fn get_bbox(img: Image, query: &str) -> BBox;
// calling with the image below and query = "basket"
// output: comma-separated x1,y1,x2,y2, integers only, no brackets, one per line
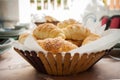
14,47,107,76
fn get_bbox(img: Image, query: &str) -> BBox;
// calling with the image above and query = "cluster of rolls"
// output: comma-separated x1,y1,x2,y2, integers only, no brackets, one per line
18,18,100,54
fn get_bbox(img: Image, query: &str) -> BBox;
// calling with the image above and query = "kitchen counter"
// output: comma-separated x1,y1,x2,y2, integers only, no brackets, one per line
0,48,120,80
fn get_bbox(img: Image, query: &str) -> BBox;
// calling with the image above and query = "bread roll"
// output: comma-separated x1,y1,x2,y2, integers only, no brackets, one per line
57,19,79,29
63,24,91,40
33,23,65,39
45,16,58,22
37,37,78,54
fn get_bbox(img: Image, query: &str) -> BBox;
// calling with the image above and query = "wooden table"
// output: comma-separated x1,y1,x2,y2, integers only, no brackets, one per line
0,48,120,80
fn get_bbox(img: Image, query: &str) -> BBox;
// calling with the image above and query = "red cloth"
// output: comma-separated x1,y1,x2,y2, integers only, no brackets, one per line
101,15,120,29
101,17,109,26
110,18,120,28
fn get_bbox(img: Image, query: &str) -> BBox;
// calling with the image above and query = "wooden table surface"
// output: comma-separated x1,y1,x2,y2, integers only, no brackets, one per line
0,48,120,80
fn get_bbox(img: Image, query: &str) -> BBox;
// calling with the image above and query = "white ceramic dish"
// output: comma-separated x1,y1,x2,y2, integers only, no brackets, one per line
0,27,25,36
0,39,14,55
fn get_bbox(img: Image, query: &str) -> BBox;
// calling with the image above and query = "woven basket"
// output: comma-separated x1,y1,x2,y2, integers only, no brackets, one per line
14,48,107,76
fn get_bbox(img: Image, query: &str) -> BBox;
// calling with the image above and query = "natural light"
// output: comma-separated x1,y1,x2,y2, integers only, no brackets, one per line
18,0,93,23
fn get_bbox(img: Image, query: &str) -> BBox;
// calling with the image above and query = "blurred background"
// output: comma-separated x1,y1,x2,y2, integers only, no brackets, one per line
1,0,119,27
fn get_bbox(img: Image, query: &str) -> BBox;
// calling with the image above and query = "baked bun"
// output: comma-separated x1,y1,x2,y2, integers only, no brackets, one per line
57,19,79,29
63,24,91,40
37,37,78,54
45,16,58,22
33,23,65,39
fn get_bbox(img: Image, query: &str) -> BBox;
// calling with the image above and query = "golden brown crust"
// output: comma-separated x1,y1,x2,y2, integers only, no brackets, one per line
45,16,58,22
37,37,78,54
33,23,65,39
57,19,79,29
63,24,91,40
